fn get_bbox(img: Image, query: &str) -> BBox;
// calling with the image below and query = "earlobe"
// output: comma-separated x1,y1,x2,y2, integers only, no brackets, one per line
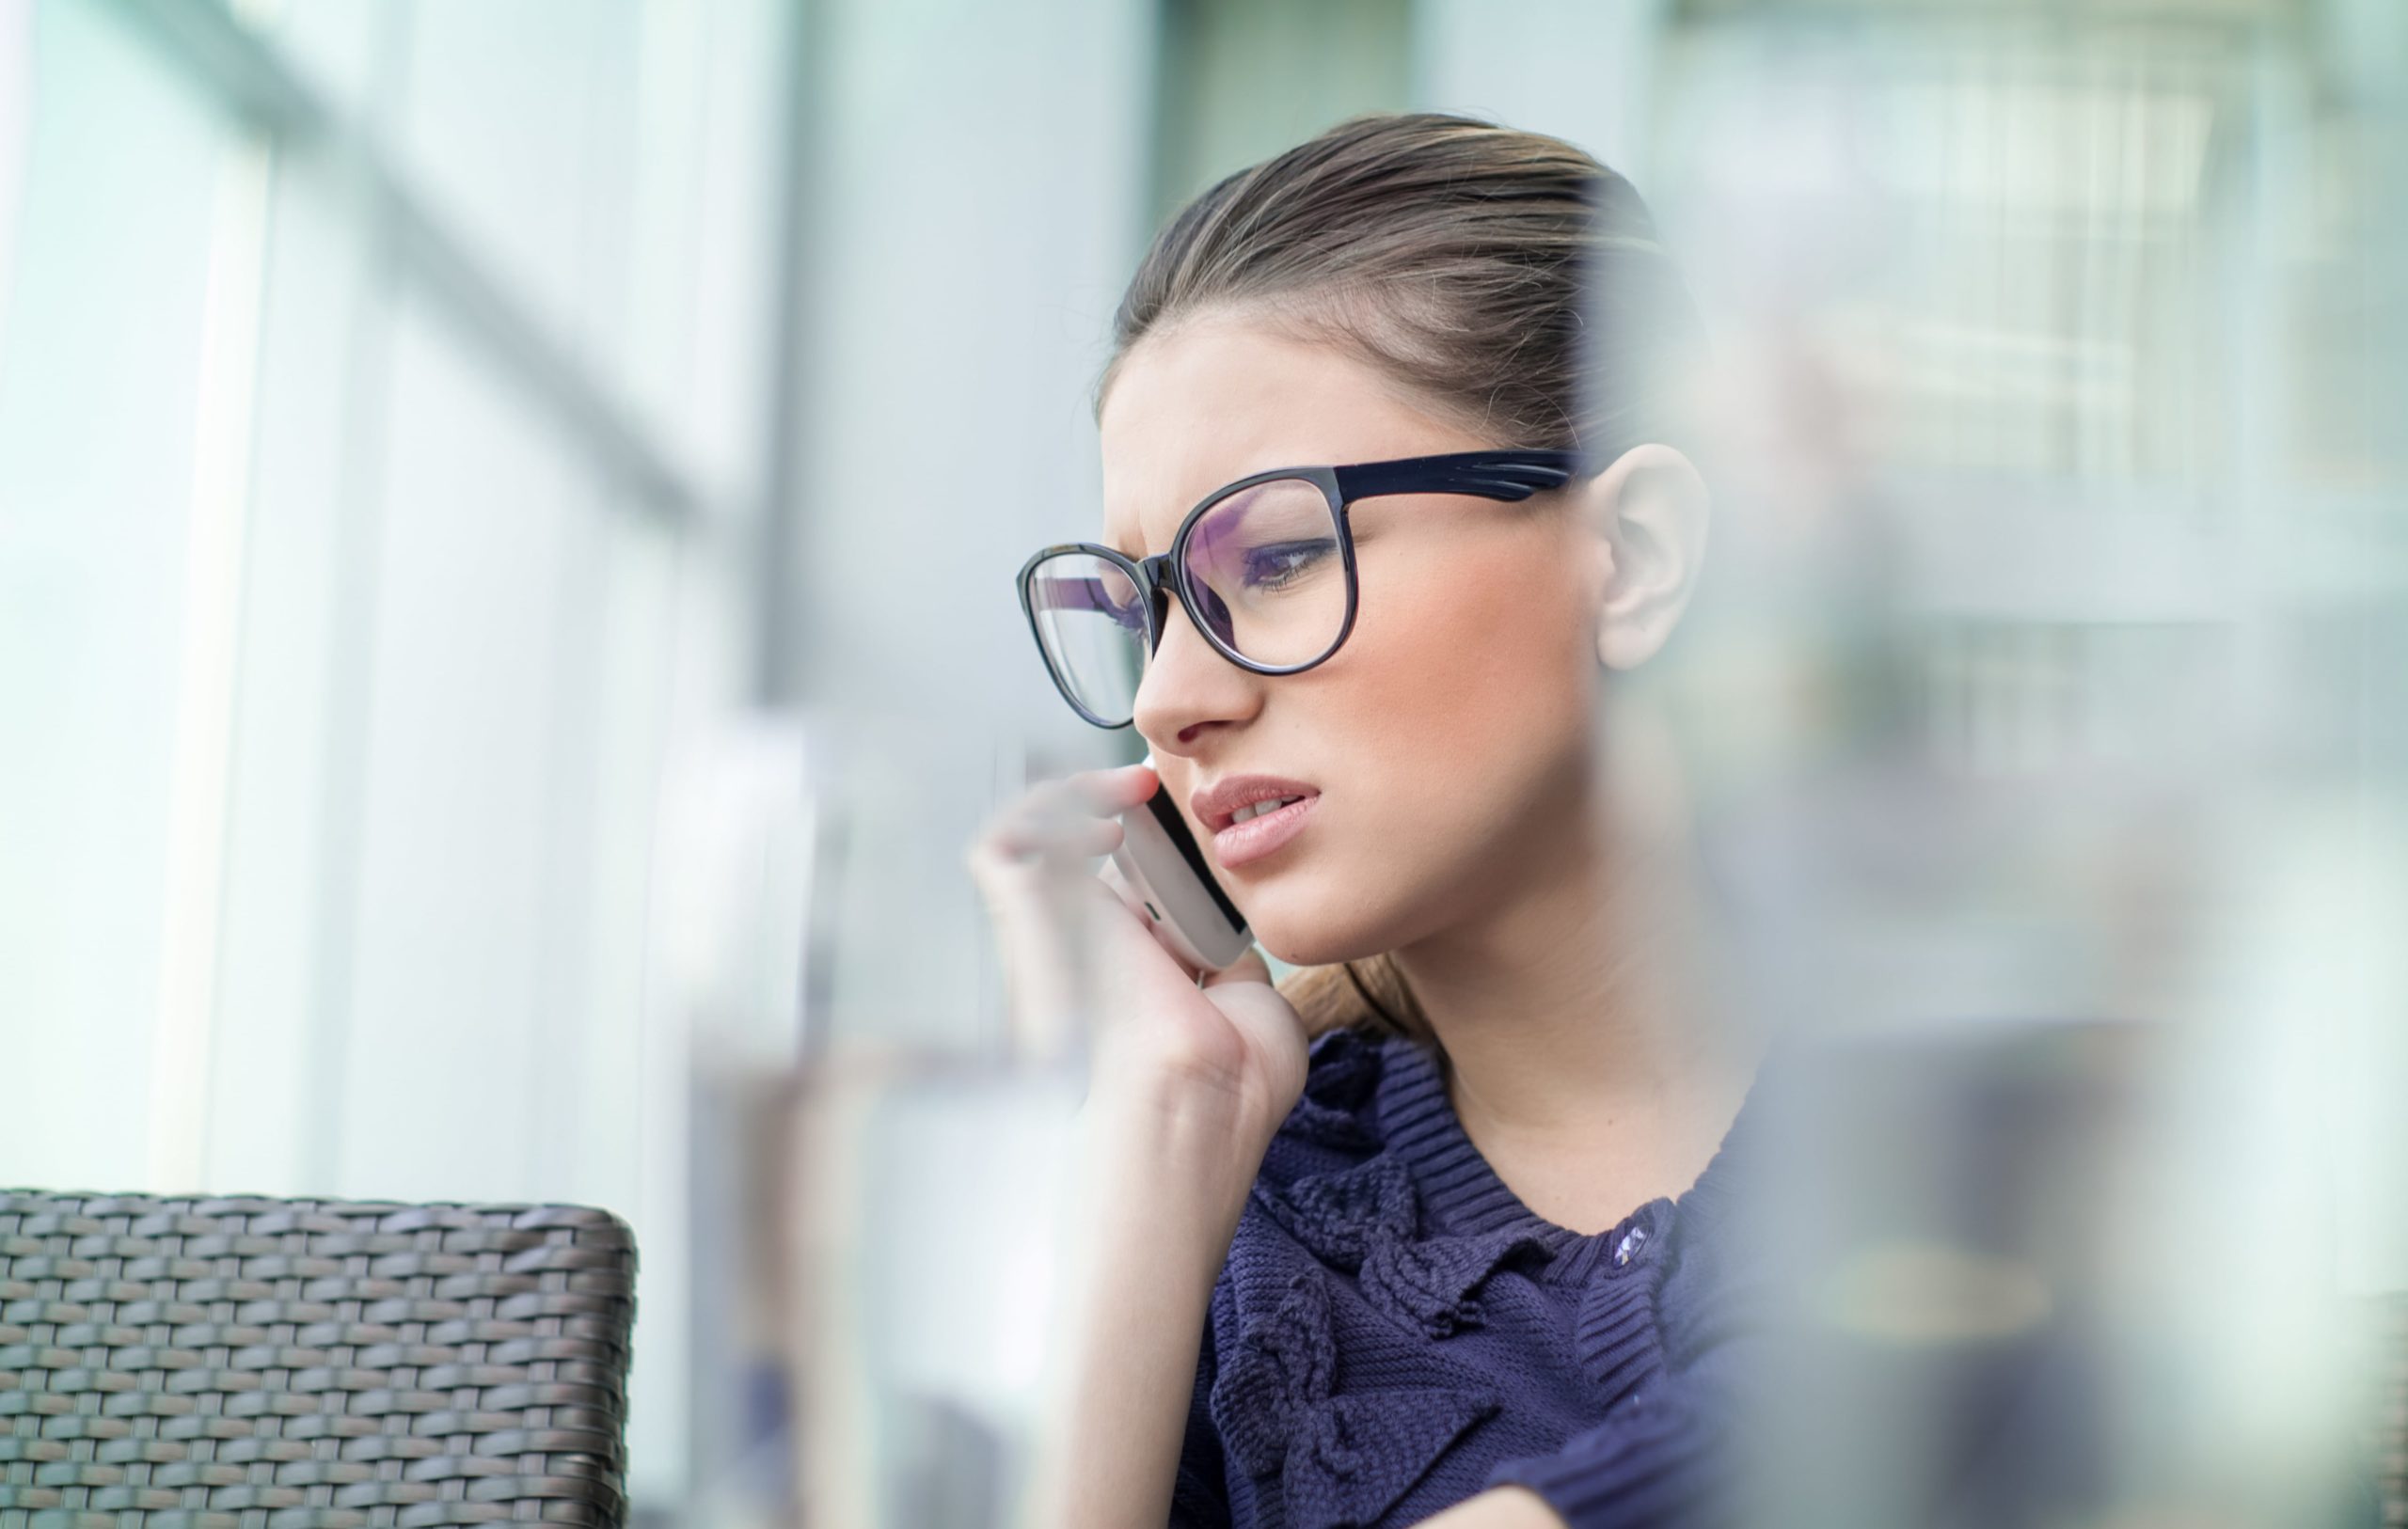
1584,443,1710,672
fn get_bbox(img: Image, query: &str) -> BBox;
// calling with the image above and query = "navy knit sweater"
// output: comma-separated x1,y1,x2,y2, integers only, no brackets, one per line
1170,1024,1765,1529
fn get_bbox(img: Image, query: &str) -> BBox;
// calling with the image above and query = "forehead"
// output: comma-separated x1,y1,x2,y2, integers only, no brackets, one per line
1097,313,1481,556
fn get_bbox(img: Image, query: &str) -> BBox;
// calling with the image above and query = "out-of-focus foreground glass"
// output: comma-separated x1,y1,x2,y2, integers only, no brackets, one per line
1630,1,2408,1523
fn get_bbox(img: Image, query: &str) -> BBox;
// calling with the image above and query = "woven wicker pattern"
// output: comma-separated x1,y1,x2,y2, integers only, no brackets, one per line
2379,1296,2406,1527
0,1191,635,1529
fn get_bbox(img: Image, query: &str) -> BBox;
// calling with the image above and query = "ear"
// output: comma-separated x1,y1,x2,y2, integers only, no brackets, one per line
1576,443,1710,671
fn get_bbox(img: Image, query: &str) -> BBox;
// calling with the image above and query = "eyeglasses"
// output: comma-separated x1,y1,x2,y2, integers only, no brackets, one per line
1016,449,1593,729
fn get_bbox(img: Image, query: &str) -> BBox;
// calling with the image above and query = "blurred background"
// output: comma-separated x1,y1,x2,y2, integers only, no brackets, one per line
1,0,2401,1525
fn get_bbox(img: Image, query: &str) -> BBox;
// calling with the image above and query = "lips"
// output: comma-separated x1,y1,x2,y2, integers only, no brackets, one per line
1191,774,1323,834
1189,773,1323,871
1210,794,1319,869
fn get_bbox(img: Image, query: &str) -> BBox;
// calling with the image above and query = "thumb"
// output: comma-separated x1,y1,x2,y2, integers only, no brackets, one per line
1199,944,1273,990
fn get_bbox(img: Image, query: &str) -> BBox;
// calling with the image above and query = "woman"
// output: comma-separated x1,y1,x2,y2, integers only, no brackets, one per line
970,112,1772,1529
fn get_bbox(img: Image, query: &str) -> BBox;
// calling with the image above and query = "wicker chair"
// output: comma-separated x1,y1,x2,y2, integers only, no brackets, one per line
0,1190,636,1529
2374,1294,2406,1528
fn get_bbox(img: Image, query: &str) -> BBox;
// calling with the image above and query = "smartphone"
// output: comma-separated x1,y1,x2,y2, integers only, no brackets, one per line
1111,753,1254,972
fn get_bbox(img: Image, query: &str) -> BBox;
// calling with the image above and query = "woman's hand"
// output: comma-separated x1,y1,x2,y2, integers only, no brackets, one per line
1412,1488,1571,1528
968,759,1311,1139
972,760,1315,1529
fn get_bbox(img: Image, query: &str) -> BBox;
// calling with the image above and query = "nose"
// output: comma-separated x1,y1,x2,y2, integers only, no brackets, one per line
1132,590,1261,754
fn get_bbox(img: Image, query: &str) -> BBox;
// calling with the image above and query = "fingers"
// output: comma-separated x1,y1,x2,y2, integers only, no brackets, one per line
1071,759,1160,812
968,762,1173,1066
1096,856,1206,985
965,763,1153,880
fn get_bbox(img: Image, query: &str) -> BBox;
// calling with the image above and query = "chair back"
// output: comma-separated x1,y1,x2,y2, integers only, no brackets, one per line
0,1190,636,1529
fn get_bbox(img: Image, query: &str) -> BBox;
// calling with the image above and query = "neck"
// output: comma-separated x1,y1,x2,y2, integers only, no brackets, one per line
1389,735,1766,1187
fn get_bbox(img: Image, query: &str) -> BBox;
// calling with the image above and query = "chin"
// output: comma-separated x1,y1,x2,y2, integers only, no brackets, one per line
1235,867,1403,969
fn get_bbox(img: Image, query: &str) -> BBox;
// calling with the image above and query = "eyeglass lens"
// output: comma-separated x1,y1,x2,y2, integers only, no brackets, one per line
1023,550,1148,723
1026,477,1346,724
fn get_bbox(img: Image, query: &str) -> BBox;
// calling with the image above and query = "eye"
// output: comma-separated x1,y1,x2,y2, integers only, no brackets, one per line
1241,539,1336,591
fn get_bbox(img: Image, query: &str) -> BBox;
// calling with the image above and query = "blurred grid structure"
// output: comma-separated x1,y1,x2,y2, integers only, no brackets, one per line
1637,0,2407,1234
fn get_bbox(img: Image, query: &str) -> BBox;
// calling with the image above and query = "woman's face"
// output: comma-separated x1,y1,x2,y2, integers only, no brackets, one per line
1100,311,1609,966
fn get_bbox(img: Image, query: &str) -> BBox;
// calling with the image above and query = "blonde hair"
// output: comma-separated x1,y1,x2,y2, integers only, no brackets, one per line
1100,110,1703,458
1275,954,1437,1049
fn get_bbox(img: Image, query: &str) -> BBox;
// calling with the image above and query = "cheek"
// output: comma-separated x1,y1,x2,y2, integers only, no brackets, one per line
1289,535,1595,891
1237,532,1596,958
1343,538,1595,771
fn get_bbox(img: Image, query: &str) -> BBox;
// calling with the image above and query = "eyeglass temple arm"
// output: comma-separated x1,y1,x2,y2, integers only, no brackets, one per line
1334,449,1587,502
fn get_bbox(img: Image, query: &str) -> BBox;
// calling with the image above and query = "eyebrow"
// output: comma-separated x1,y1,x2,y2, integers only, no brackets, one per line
1109,480,1277,562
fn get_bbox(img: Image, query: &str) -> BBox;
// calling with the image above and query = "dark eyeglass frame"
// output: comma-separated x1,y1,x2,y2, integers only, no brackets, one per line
1015,449,1596,729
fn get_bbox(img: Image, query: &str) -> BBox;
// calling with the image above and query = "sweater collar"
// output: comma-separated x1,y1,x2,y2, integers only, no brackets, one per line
1370,1031,1773,1269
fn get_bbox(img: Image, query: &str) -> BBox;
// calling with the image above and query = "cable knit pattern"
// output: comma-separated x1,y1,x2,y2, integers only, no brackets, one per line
1275,1027,1386,1152
1255,1154,1558,1339
1209,1266,1504,1527
1169,1026,1771,1529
